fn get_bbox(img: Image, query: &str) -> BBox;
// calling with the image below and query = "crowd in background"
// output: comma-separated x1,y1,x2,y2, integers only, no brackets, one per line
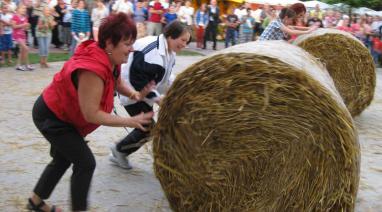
1,0,382,70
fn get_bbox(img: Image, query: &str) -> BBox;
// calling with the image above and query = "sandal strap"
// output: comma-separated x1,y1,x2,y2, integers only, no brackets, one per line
27,198,46,211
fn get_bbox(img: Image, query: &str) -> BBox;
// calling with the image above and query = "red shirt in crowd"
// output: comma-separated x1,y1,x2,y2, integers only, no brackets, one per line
148,2,164,23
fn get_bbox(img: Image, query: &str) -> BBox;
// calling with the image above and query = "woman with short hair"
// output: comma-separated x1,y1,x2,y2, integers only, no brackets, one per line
26,13,154,212
110,21,191,170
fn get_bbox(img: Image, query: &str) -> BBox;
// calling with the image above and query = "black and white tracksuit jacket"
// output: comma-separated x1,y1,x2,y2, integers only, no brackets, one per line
119,34,176,106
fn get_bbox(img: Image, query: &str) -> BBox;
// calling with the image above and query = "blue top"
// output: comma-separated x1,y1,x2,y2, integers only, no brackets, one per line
71,9,90,33
164,13,177,25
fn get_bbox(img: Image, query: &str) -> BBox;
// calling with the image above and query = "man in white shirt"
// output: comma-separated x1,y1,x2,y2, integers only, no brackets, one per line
112,0,133,15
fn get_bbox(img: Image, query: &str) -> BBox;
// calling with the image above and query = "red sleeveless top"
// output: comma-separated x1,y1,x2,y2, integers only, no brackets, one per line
43,40,120,137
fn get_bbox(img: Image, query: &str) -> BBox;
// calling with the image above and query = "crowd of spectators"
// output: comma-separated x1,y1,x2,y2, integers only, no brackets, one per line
0,0,382,69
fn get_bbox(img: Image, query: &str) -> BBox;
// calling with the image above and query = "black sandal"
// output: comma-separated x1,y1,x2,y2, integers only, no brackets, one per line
27,198,59,212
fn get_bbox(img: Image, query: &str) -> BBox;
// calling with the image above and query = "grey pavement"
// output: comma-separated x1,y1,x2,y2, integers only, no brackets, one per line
0,45,381,211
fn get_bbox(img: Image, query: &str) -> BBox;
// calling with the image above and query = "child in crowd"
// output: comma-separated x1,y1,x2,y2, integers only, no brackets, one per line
161,3,177,26
0,4,14,65
36,6,56,68
239,8,255,44
12,4,33,71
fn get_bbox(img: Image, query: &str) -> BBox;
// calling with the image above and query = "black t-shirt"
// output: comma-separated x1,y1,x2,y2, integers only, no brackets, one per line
226,14,239,29
307,18,323,28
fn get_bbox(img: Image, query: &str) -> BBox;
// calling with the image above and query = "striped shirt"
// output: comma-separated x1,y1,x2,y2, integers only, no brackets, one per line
71,9,90,33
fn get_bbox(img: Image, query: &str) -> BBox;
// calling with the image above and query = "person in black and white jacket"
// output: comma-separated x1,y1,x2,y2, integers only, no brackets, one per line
109,21,191,169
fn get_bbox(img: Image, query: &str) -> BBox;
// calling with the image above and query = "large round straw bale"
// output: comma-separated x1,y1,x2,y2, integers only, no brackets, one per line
153,41,360,212
294,28,376,116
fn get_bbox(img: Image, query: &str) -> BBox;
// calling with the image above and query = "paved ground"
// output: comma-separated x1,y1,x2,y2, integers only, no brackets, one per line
0,42,381,211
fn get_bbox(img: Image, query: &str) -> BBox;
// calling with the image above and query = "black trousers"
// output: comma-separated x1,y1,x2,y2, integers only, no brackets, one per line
32,95,95,211
117,101,153,155
204,24,218,49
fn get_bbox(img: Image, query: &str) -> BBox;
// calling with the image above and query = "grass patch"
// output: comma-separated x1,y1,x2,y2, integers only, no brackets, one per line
30,52,70,63
178,50,204,56
0,52,70,67
1,50,203,68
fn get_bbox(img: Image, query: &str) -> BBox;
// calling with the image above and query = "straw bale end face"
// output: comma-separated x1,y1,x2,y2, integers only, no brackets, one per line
294,29,376,117
153,43,360,212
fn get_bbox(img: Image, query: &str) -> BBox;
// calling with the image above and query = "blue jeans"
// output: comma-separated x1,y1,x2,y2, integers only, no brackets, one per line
37,35,51,57
225,28,237,48
371,48,381,65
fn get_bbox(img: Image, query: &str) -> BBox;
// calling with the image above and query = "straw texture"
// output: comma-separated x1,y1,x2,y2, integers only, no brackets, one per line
153,41,360,212
294,28,376,116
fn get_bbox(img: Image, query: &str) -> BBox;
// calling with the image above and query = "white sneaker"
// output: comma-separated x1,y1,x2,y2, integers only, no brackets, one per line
109,144,132,169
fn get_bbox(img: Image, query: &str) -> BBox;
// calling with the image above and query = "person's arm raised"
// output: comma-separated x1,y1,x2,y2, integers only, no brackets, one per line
77,70,153,130
281,24,317,36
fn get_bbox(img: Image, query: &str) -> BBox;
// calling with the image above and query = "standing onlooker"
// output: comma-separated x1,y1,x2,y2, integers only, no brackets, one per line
0,4,14,65
203,0,219,50
70,0,90,54
12,4,33,71
91,0,108,41
147,0,164,36
309,4,323,20
178,0,194,40
307,11,323,28
323,10,336,28
194,3,208,48
52,0,66,48
133,0,148,39
224,7,239,48
1,0,16,12
61,0,76,51
36,6,56,68
161,3,177,26
336,15,352,33
239,8,254,44
112,0,133,16
26,0,39,48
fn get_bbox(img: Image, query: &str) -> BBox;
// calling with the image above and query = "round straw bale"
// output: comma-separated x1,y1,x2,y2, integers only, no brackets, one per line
294,28,376,116
153,41,360,212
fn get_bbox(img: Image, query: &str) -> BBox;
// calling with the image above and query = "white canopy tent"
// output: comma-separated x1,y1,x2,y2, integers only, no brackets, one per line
246,0,302,6
354,7,378,16
303,0,333,10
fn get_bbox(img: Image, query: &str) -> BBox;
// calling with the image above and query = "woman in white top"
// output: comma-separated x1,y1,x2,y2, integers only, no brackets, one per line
109,21,191,169
178,0,194,26
91,0,108,41
112,0,133,15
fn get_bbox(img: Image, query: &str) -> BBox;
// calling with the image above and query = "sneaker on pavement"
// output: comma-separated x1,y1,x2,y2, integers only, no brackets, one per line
16,65,27,71
109,144,132,169
26,65,34,71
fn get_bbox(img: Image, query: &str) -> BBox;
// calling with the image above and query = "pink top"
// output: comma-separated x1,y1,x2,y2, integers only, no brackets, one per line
337,25,352,33
12,14,27,40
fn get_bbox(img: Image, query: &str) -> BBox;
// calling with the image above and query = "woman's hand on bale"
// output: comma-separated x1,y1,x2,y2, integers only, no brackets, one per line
128,112,154,131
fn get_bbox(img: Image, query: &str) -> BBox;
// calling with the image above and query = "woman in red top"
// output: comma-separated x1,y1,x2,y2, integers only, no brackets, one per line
26,13,154,212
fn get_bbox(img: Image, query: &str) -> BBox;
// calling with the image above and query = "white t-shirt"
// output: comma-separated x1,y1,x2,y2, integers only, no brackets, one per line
0,13,13,34
234,8,247,20
178,6,194,26
112,0,133,15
